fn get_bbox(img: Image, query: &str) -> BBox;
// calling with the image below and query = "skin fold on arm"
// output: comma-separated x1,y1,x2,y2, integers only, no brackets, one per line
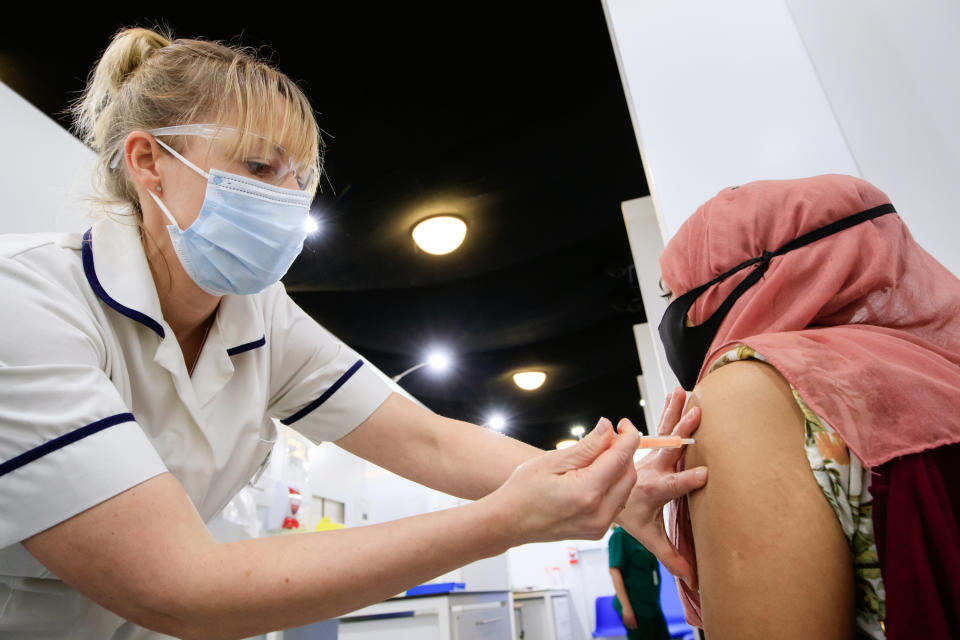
682,360,854,640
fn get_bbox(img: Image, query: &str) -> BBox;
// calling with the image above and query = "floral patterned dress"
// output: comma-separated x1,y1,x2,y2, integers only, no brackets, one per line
707,345,886,639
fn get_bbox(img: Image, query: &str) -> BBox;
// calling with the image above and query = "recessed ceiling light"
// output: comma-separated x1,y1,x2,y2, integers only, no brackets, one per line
571,425,585,437
488,414,507,431
512,371,546,391
412,215,467,255
556,439,577,450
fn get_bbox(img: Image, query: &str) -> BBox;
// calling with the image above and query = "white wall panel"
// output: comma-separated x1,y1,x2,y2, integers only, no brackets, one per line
786,0,960,276
602,0,858,240
0,81,94,233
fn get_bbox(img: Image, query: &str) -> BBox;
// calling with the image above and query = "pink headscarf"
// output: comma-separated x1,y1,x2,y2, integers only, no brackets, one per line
659,174,960,624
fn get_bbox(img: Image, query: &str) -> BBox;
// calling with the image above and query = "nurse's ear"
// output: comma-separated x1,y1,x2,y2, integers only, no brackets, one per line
123,131,164,195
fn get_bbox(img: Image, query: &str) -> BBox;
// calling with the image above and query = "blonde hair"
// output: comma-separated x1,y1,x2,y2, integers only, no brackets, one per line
72,26,322,214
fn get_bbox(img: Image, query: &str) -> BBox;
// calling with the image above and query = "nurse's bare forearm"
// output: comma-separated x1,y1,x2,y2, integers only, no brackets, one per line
431,414,542,499
182,498,511,639
337,392,542,500
25,474,515,640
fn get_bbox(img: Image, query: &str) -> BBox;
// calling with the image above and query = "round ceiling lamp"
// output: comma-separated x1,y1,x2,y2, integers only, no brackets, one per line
555,439,577,450
512,370,547,391
412,215,467,255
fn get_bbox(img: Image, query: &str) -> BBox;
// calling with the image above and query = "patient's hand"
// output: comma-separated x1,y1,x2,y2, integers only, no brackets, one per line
616,388,706,588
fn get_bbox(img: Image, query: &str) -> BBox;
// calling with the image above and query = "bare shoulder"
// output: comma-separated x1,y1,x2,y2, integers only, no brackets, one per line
681,363,855,638
684,359,806,470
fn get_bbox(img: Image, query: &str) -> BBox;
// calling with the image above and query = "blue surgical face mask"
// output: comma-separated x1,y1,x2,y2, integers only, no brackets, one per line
147,138,312,296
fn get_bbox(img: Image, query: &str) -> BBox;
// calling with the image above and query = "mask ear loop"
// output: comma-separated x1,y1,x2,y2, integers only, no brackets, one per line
153,137,211,180
147,136,213,231
147,190,182,230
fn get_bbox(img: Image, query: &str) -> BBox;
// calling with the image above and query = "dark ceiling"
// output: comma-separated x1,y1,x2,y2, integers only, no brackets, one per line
1,6,651,450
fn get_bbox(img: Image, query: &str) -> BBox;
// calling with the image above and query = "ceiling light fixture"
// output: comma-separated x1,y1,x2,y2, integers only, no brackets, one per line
412,215,467,255
570,425,585,438
392,348,453,382
426,350,451,372
488,414,507,431
556,439,577,450
512,370,546,391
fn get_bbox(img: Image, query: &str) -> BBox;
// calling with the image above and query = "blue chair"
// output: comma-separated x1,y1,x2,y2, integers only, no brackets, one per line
658,561,695,639
592,595,628,637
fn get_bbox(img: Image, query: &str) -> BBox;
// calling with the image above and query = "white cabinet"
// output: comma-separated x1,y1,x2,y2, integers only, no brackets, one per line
454,605,513,639
338,591,514,640
514,590,582,640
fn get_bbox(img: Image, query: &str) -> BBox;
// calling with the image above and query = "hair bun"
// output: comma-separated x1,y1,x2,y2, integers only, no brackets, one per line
103,27,171,91
71,27,170,149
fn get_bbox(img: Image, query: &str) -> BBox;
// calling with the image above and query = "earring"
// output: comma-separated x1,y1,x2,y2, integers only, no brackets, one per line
155,185,162,193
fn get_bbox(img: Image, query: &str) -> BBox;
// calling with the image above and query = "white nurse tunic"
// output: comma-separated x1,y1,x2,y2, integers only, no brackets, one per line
0,214,392,638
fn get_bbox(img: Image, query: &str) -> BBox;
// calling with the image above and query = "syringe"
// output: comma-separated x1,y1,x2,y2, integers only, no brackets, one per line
638,436,695,449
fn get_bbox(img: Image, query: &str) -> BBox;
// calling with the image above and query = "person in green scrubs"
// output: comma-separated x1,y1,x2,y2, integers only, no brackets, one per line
608,525,671,640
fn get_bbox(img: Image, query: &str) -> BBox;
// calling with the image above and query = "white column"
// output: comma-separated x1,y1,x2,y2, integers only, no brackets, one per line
622,196,678,429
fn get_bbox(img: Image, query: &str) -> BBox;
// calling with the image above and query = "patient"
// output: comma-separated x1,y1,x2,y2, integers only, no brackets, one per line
657,175,960,639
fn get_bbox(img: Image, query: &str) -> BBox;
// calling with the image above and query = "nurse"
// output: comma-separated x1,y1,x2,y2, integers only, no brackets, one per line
0,28,706,638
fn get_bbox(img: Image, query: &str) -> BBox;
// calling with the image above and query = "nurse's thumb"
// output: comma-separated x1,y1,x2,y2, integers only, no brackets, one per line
557,417,614,469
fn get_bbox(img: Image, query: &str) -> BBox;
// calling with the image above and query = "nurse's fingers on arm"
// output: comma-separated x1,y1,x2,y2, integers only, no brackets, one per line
653,407,702,469
651,466,708,504
658,387,686,435
671,405,701,438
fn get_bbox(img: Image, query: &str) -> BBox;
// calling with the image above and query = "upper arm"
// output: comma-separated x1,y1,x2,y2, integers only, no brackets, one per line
0,254,202,633
0,255,166,548
265,286,391,443
334,391,436,469
682,360,853,639
22,472,217,637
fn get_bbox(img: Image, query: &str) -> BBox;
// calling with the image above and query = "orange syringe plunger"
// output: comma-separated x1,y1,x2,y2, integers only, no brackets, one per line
637,436,696,449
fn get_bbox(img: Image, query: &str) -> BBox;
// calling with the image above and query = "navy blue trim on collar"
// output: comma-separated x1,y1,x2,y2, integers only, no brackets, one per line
0,413,135,478
280,359,364,426
227,336,266,356
82,229,165,338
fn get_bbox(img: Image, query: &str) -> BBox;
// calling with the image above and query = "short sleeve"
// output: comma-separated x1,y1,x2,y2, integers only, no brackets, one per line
0,253,167,548
265,286,392,443
608,527,625,568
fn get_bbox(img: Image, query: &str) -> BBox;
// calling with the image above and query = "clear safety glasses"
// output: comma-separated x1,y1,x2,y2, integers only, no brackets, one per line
111,124,319,192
